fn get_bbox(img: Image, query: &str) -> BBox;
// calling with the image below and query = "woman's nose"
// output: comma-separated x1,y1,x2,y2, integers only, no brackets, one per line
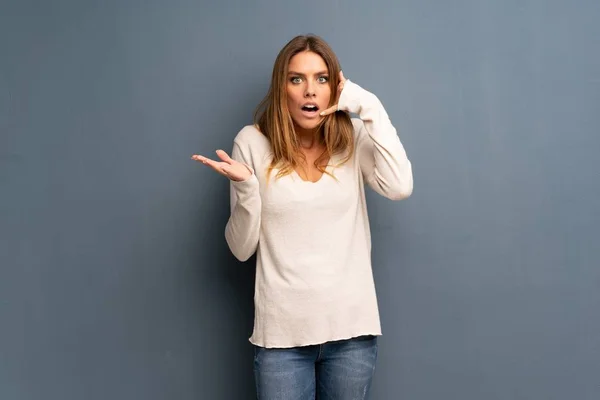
304,82,316,97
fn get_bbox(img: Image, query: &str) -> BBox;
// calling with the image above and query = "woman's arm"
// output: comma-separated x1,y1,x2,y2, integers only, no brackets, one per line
338,79,413,200
224,141,262,261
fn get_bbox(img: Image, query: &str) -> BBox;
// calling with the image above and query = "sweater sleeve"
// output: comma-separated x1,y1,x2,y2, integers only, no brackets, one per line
338,79,413,200
224,140,262,262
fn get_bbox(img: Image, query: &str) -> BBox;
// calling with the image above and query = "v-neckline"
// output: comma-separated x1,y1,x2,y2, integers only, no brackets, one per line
292,155,335,184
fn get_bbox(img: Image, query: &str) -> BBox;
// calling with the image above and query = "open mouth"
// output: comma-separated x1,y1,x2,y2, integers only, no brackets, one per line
301,104,319,115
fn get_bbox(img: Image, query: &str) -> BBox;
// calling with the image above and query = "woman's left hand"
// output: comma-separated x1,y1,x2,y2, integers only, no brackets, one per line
320,71,347,116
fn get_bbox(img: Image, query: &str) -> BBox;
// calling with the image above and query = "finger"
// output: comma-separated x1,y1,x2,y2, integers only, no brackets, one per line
204,159,225,173
192,154,218,166
320,104,338,116
340,70,345,83
191,154,208,162
193,155,226,174
215,149,234,164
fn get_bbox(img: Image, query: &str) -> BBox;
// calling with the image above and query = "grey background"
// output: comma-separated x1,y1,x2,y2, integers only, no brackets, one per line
2,0,599,399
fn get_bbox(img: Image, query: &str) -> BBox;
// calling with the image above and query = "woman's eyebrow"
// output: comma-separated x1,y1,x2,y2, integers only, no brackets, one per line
287,70,329,76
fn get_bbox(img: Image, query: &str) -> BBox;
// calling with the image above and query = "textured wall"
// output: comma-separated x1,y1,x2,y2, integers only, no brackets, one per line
1,0,599,398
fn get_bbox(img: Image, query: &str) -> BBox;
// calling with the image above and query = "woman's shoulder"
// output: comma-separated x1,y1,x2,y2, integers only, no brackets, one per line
233,124,271,150
232,124,272,170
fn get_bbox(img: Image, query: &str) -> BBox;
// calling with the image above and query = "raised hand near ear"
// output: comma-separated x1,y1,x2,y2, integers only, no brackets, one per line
191,150,252,182
320,71,347,117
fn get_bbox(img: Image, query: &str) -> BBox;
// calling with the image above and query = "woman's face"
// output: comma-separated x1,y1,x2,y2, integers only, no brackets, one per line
286,51,332,134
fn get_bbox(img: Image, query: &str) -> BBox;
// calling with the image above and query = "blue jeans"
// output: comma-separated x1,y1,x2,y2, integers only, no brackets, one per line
253,335,378,400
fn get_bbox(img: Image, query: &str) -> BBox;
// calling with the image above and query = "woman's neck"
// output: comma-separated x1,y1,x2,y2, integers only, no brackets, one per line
296,126,322,150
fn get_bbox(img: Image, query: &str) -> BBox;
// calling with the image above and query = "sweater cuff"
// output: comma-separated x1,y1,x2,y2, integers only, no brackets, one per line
231,172,259,195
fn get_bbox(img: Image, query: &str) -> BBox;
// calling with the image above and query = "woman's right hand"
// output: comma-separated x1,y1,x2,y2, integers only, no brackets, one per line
191,150,252,182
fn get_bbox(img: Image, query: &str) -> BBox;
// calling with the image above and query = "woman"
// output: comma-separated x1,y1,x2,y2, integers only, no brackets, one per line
192,34,413,400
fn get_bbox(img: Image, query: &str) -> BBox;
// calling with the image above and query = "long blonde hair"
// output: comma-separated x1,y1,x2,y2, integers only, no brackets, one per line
254,34,355,181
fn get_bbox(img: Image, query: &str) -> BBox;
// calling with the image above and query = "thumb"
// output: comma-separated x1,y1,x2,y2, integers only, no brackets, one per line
216,149,234,164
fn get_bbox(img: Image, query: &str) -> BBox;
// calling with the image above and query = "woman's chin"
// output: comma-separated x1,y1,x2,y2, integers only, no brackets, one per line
294,119,322,132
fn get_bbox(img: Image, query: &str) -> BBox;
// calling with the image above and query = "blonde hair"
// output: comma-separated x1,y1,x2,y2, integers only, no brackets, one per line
254,34,355,181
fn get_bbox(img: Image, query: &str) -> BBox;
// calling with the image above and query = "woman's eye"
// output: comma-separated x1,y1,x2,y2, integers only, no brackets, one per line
318,76,329,83
290,77,302,84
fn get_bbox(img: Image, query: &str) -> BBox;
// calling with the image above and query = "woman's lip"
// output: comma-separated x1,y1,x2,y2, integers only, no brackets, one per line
300,109,320,118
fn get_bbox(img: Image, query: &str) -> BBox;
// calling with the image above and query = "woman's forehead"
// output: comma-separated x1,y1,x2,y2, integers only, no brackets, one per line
288,51,327,72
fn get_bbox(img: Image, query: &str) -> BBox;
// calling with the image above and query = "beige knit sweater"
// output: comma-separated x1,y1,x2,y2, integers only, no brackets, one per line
224,80,413,348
